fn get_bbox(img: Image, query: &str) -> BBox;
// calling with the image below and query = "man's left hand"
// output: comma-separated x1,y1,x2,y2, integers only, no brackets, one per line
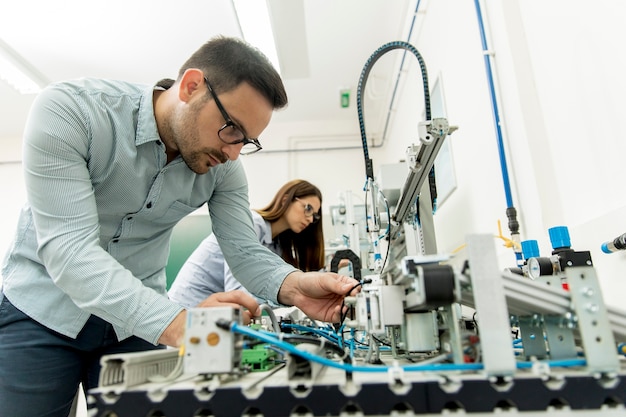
277,271,361,323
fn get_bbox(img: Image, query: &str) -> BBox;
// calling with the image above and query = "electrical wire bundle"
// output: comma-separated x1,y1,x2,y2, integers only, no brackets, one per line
216,296,592,378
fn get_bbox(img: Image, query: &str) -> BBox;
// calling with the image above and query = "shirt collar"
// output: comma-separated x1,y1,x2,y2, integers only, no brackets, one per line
260,218,274,245
135,84,165,146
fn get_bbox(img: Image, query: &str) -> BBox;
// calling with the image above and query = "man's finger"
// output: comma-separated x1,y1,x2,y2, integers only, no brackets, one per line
213,290,261,316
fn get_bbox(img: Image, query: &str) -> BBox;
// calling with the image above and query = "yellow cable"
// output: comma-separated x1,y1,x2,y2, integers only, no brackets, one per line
496,219,521,250
449,220,521,255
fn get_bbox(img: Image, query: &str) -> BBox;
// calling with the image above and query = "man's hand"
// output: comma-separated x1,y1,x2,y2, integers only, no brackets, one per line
277,271,361,323
196,290,261,323
159,290,261,347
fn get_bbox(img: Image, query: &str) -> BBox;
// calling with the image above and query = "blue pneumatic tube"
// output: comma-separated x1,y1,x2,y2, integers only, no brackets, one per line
601,233,626,254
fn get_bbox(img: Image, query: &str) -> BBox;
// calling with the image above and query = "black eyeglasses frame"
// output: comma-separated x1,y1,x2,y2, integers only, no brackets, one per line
204,76,262,155
295,198,321,223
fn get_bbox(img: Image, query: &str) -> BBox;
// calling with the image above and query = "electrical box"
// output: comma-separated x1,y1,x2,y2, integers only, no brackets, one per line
184,307,242,375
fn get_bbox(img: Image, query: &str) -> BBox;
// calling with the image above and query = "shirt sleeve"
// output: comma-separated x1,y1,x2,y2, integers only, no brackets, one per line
208,162,298,304
223,212,268,293
22,85,182,344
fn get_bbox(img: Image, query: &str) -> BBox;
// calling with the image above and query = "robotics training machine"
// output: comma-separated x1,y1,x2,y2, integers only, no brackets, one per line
90,42,626,417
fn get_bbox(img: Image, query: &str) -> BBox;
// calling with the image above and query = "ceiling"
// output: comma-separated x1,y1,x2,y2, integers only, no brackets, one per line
0,0,411,141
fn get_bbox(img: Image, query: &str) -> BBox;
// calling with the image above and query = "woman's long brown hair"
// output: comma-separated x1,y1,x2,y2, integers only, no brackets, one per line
255,179,325,271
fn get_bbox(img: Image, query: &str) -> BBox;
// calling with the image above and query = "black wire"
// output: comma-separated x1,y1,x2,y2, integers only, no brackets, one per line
357,41,432,180
345,335,370,347
334,279,372,352
280,334,350,363
372,334,391,347
338,281,367,327
244,339,269,348
472,311,479,335
378,191,391,273
364,182,370,233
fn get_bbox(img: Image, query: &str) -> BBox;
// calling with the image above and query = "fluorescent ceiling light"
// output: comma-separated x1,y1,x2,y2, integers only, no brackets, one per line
232,0,281,73
0,38,49,94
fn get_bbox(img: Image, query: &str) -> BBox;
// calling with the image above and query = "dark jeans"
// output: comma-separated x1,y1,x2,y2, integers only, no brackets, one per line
0,293,162,417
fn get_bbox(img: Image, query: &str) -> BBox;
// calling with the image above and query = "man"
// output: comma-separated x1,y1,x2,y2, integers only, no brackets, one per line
0,36,358,417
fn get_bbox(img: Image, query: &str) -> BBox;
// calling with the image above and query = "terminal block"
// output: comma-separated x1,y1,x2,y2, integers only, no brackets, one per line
241,343,280,372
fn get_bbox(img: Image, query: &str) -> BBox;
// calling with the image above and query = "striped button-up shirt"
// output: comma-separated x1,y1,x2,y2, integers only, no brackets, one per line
0,78,296,344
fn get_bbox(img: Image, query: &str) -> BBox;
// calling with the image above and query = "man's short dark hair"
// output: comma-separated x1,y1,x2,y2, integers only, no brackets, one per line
179,36,288,109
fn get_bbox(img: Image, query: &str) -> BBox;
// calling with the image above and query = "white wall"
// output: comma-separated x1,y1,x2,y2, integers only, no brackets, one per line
245,0,626,308
2,0,625,308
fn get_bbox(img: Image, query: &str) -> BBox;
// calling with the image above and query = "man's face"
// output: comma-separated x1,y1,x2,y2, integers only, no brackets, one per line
172,82,273,174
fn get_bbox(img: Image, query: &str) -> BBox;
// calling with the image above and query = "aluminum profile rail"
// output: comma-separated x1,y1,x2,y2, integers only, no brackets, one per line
458,269,626,343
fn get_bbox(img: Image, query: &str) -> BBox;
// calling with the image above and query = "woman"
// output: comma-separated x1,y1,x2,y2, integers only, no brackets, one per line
168,179,325,308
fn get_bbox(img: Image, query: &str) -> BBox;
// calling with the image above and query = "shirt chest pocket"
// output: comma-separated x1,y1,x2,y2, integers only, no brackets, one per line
148,200,204,229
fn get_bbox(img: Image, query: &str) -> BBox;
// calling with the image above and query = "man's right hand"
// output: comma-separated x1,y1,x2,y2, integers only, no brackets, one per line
195,290,261,323
159,290,261,347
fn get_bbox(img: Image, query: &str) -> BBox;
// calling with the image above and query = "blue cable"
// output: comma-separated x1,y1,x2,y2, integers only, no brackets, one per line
229,322,586,373
350,327,356,358
473,0,514,209
232,322,481,372
282,323,342,346
473,0,524,265
516,359,586,369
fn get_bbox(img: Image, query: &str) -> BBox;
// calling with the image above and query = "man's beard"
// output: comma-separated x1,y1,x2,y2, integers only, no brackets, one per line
170,100,226,174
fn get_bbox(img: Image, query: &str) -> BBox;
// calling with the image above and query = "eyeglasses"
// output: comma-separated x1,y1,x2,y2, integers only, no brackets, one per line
295,198,321,223
204,76,262,155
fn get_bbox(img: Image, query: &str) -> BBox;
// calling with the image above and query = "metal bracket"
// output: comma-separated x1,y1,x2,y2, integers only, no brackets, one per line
466,234,516,376
566,266,619,373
